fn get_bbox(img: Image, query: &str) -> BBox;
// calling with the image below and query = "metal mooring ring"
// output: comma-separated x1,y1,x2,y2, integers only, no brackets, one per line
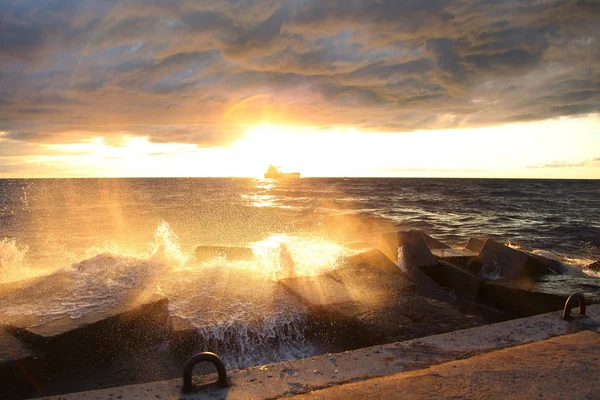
182,352,229,392
562,293,586,321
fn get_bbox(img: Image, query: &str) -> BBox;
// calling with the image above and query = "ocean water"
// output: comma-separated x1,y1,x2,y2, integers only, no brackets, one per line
1,178,599,368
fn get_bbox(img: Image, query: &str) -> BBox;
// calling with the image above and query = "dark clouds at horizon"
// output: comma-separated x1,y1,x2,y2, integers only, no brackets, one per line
0,0,599,147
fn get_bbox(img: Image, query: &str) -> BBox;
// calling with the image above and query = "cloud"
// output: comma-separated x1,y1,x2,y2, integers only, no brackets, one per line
0,0,598,147
527,158,600,169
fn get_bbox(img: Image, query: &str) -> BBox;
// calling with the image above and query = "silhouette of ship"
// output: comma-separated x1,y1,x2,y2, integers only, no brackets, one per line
264,164,301,179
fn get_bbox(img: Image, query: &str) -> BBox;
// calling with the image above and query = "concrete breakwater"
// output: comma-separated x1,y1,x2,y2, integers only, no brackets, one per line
38,305,600,399
1,230,599,398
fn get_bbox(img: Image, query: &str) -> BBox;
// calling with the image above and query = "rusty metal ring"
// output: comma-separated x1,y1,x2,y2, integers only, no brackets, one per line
182,352,229,392
562,293,586,321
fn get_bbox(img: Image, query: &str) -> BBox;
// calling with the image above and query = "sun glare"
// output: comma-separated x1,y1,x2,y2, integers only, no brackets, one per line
9,115,598,178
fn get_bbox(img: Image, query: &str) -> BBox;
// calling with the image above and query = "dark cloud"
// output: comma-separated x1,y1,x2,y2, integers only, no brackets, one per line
0,22,46,60
0,0,598,146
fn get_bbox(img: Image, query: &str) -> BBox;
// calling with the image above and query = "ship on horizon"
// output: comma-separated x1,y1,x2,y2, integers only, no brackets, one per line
264,164,301,179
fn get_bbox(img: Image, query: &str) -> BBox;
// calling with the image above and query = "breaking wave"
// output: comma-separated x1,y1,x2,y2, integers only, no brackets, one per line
0,221,351,369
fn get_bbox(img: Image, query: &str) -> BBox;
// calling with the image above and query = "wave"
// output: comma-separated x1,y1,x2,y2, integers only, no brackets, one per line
0,222,355,369
0,237,47,284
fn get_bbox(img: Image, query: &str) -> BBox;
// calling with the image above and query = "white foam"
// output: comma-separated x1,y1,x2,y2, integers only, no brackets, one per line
478,258,504,280
0,237,47,284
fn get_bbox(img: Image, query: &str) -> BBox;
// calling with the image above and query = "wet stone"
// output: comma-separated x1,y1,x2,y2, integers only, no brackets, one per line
343,248,401,275
480,278,569,317
327,264,416,298
0,271,170,364
465,238,486,254
431,248,477,270
379,231,439,266
528,253,570,275
316,265,481,348
279,266,479,353
408,267,457,304
0,327,44,394
0,326,40,366
279,275,357,308
529,274,600,304
168,316,202,355
418,261,482,300
378,232,457,304
475,239,565,279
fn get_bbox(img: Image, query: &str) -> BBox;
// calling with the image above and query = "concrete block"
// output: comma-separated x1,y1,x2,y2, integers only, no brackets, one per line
407,267,457,304
302,303,383,353
168,316,202,356
307,266,477,351
195,246,254,262
8,292,169,365
528,253,570,275
278,275,356,308
340,251,455,305
476,240,530,279
480,278,568,317
525,274,600,304
0,327,44,394
328,264,416,298
379,231,438,266
378,232,457,304
431,248,477,270
465,238,486,254
343,249,401,275
0,270,170,360
277,273,380,352
476,240,570,279
419,261,482,300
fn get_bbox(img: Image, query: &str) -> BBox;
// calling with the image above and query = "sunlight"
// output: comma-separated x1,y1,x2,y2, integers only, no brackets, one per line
251,234,351,280
230,124,303,177
10,115,599,178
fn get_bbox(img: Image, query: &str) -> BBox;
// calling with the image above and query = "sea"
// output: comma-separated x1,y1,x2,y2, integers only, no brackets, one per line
1,178,599,368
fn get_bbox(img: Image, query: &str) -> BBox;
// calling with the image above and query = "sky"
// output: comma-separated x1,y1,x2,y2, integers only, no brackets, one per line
0,0,599,178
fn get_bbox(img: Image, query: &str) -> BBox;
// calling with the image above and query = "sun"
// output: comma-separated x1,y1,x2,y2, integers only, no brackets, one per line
230,124,305,177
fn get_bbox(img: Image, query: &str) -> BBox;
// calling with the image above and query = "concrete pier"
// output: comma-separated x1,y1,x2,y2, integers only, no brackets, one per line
292,331,600,400
40,305,600,400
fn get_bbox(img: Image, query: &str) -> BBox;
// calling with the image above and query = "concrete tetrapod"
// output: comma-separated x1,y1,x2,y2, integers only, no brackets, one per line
377,231,456,303
475,239,570,279
0,271,170,367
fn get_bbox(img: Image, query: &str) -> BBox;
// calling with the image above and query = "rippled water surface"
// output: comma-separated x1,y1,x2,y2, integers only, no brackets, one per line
3,178,598,265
